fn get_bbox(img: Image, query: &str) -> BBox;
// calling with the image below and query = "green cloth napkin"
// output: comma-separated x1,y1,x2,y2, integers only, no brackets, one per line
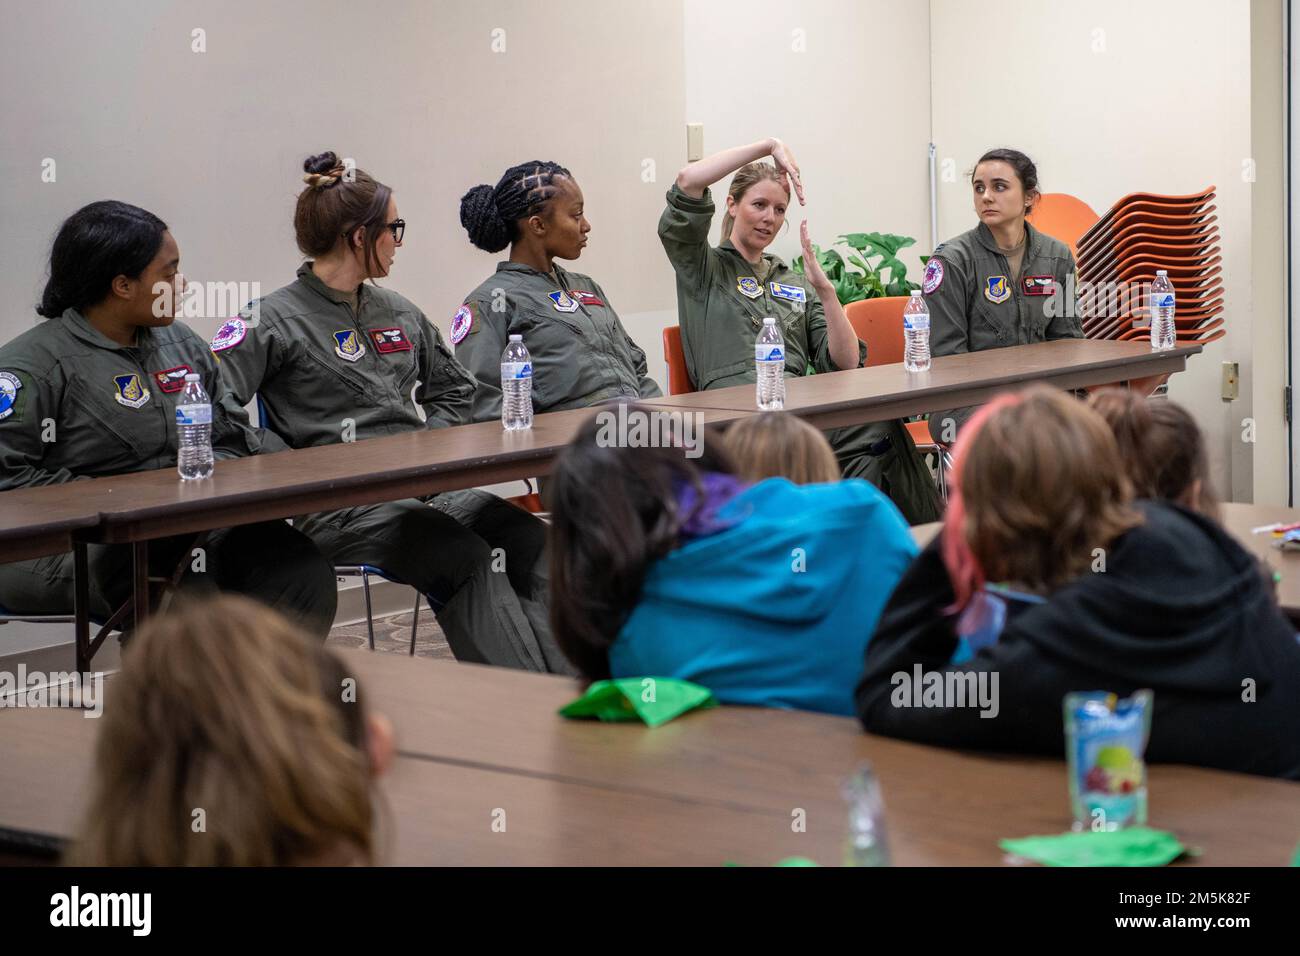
558,677,717,727
1000,827,1187,867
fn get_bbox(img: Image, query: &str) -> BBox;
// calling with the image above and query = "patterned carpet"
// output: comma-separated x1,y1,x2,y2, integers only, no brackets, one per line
325,606,455,660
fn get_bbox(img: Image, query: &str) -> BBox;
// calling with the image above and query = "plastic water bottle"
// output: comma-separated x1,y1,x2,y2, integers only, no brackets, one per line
755,317,786,410
1149,270,1175,352
501,334,533,431
176,373,214,480
903,290,931,372
842,763,891,866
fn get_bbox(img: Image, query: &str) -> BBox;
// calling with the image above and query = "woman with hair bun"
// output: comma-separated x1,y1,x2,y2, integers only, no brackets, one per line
216,151,569,673
453,161,660,420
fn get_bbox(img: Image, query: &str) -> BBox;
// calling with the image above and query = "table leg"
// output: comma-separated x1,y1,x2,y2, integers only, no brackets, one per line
74,541,89,674
132,540,150,629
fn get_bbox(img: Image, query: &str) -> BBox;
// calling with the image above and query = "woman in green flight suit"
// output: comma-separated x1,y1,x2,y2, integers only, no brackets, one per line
453,160,661,420
0,201,337,635
658,136,940,524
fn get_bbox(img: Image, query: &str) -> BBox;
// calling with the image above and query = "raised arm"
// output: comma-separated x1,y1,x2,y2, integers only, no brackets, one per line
675,138,806,205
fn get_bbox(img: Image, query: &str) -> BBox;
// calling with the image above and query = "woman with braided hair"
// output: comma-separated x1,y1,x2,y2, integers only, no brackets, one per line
453,161,661,421
215,150,570,673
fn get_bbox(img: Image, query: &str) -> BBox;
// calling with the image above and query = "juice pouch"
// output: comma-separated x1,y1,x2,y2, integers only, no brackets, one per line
1064,690,1153,831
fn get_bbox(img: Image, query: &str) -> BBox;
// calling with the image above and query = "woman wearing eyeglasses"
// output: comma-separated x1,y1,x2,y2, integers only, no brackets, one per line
215,150,569,673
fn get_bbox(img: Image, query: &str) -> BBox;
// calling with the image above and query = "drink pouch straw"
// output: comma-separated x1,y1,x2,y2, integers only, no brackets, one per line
1064,690,1153,831
559,677,717,727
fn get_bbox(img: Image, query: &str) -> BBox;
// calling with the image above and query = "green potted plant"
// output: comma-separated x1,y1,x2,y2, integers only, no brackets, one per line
793,232,924,305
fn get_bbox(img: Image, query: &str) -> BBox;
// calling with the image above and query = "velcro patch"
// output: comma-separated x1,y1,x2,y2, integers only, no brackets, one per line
153,365,193,393
1022,275,1055,296
369,327,413,353
210,317,247,352
923,259,944,294
0,371,23,422
569,289,606,307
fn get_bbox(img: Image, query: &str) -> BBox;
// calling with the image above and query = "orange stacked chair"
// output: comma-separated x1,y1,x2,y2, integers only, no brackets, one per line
1074,186,1225,350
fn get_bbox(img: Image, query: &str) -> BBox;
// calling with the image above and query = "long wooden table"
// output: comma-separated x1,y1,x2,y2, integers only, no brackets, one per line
641,339,1199,429
0,339,1198,670
2,651,1296,866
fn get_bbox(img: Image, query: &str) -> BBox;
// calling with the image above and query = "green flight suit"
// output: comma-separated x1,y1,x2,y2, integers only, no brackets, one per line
658,184,940,525
453,261,661,422
215,262,569,673
0,309,338,636
923,221,1083,443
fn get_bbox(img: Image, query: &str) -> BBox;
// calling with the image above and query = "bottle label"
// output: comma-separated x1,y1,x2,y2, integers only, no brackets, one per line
904,315,930,331
502,362,532,380
1151,292,1175,310
175,404,212,426
755,345,785,363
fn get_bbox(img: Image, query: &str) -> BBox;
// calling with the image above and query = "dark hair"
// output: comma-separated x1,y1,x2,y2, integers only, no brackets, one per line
460,161,572,253
37,201,168,318
547,406,736,679
972,147,1040,213
1088,389,1219,520
294,150,392,277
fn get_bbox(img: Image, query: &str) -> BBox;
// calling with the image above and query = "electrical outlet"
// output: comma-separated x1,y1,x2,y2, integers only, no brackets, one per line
1221,361,1239,401
687,123,703,162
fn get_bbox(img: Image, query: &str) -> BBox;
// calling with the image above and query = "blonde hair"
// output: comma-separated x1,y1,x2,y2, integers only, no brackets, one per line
68,596,379,866
723,412,841,485
721,161,790,242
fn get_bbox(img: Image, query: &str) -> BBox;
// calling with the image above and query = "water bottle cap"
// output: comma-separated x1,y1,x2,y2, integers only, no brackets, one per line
911,290,922,297
184,373,200,382
1156,269,1167,276
763,316,776,325
508,334,522,342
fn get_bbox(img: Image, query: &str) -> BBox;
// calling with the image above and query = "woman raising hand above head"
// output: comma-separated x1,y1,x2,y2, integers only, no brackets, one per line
659,137,939,524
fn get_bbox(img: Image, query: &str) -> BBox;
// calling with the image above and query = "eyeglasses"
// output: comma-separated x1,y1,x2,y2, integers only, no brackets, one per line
386,219,405,243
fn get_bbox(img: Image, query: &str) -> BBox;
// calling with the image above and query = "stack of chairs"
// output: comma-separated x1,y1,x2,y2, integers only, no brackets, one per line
1074,186,1225,349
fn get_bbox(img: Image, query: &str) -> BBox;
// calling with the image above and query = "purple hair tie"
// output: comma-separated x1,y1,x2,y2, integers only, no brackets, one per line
675,472,750,539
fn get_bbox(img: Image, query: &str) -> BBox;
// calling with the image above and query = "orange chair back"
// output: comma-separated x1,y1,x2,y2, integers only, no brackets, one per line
1026,192,1101,258
663,325,696,394
844,296,907,367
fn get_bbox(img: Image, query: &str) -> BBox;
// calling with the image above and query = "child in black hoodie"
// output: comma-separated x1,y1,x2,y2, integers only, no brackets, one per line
855,386,1300,779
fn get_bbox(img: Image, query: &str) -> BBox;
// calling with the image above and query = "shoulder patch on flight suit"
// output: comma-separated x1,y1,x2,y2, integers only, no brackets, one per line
369,327,412,353
113,373,151,408
0,371,22,421
210,317,247,352
333,330,366,363
737,277,762,299
1022,275,1055,296
923,259,944,294
984,276,1010,304
548,290,580,313
569,289,606,307
153,365,192,393
450,304,474,344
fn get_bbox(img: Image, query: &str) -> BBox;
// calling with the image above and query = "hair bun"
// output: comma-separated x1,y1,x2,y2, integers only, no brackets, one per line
302,150,347,189
459,183,511,253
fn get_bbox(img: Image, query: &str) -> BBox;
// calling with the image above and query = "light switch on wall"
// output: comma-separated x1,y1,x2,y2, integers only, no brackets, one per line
687,123,703,162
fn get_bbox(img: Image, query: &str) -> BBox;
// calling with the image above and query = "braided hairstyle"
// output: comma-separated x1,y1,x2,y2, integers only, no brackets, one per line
460,161,572,253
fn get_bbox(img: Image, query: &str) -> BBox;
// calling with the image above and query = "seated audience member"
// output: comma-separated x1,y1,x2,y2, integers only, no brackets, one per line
547,405,917,716
1088,388,1218,519
722,411,841,485
855,386,1300,779
67,596,394,865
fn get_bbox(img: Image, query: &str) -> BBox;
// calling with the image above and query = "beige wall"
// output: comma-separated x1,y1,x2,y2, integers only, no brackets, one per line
0,0,686,386
931,0,1255,501
1251,0,1287,505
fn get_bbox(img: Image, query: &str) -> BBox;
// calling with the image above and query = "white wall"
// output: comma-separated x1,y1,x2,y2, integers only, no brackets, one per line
0,0,686,387
930,0,1254,501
